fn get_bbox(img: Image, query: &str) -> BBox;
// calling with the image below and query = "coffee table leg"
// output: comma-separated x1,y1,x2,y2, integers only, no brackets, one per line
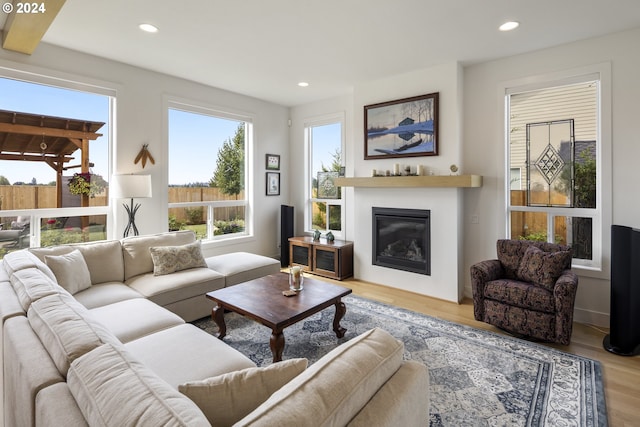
270,329,285,363
212,304,227,340
333,300,347,338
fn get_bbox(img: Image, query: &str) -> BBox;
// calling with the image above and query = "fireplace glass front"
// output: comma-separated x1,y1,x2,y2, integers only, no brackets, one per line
372,207,430,275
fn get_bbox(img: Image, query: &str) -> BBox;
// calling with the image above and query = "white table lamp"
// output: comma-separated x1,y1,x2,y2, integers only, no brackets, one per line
111,174,152,237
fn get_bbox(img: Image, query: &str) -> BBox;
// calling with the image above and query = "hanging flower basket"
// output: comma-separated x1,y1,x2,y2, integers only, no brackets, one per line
68,172,106,198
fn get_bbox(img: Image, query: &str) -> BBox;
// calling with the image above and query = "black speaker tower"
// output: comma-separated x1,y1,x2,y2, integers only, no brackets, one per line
280,205,294,268
603,224,640,356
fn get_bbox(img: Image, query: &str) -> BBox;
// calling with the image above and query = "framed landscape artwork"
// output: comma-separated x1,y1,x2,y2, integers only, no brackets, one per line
364,92,439,159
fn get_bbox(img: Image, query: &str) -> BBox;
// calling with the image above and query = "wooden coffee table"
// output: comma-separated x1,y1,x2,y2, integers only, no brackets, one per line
205,272,352,362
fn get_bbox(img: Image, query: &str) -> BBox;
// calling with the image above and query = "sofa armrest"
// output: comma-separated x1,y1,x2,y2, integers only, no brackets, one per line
470,259,503,320
347,360,429,427
553,270,579,345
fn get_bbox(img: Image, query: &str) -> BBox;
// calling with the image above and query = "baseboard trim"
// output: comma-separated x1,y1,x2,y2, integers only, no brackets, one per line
574,308,609,329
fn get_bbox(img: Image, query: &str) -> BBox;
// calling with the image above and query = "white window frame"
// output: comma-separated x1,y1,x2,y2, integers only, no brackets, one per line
304,113,346,239
165,98,254,246
502,63,612,278
0,65,116,245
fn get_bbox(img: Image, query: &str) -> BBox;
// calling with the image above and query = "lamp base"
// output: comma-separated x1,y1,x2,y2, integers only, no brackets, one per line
123,198,141,237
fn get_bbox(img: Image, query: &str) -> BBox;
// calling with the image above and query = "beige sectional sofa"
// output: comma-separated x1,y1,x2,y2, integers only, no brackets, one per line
0,231,429,426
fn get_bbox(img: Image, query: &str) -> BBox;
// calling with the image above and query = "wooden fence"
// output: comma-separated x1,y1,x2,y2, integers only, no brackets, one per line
168,187,244,223
510,190,567,244
0,185,243,225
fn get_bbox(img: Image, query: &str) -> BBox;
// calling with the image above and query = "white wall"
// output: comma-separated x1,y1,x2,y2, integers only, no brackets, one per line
291,28,640,326
0,42,290,259
463,27,640,326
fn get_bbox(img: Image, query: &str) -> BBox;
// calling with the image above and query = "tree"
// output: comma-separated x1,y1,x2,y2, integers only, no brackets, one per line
0,175,10,185
209,124,244,198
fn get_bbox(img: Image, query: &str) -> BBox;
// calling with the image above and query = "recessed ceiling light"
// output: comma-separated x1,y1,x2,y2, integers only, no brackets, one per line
139,23,159,33
499,21,519,32
297,82,309,87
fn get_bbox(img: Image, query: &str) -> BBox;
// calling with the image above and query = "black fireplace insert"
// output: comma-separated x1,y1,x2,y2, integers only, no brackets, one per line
372,207,430,275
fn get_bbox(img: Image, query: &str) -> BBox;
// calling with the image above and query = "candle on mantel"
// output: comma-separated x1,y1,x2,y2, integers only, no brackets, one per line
417,165,424,176
393,163,400,175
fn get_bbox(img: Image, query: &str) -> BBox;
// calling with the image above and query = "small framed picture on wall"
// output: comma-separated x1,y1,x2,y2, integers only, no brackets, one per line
266,172,280,196
266,154,280,170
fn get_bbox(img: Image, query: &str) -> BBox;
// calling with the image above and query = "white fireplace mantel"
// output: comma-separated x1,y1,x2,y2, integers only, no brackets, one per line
335,175,482,188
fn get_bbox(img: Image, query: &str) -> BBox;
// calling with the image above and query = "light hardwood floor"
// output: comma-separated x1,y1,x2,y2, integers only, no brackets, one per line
323,275,640,427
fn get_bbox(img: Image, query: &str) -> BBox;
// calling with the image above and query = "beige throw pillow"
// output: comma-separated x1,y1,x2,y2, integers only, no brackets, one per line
149,240,207,276
179,358,307,427
45,249,92,294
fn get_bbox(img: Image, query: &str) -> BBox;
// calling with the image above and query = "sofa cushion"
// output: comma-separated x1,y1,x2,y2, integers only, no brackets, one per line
126,267,224,307
74,282,144,309
67,343,210,427
205,252,280,286
3,316,65,427
27,292,119,376
0,281,26,320
347,360,429,427
517,245,572,291
29,244,74,263
73,240,124,284
483,279,556,313
45,249,92,294
125,323,256,389
3,249,57,282
36,383,89,427
10,267,61,311
89,298,184,343
236,328,404,427
179,358,307,426
122,230,196,280
150,240,207,276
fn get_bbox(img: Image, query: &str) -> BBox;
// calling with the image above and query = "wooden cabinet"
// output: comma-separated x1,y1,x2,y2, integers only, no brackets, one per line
289,236,353,280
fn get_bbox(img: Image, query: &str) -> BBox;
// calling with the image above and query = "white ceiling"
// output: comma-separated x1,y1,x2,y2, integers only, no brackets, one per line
3,0,640,106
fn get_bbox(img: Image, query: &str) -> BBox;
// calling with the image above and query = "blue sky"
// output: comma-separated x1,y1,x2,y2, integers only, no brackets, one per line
1,77,339,186
0,78,110,184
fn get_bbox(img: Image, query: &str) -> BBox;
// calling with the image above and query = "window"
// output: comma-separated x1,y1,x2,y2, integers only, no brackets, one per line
0,75,113,257
506,72,609,271
305,117,344,237
167,102,251,242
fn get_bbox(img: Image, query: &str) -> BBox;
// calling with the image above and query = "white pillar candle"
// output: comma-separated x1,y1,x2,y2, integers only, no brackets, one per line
417,165,424,176
393,163,400,175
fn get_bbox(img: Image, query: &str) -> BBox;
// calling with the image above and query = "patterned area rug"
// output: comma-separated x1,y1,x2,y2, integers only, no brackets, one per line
192,295,607,426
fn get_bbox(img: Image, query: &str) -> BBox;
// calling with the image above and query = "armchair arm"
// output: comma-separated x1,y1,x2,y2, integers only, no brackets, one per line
553,270,579,345
470,259,503,321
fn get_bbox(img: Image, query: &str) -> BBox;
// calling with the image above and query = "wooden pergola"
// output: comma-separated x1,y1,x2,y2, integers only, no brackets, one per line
0,109,105,208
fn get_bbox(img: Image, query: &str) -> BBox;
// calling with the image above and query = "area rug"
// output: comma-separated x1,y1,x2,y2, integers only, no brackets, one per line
192,295,607,426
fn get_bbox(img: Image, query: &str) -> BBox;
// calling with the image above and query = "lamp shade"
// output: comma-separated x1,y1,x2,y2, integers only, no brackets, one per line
111,174,152,199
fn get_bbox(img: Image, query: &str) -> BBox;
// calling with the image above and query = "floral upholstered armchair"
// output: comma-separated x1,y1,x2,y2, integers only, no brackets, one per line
470,239,578,345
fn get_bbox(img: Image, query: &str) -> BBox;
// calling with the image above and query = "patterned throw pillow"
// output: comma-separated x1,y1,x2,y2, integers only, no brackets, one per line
517,245,572,291
149,240,207,276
